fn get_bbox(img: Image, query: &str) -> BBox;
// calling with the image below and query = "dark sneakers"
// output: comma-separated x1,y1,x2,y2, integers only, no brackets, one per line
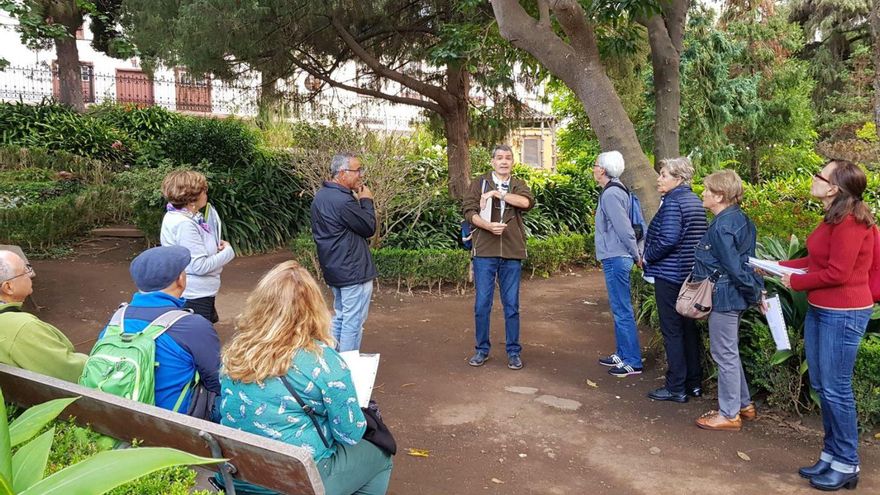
647,387,688,403
687,387,703,398
598,354,623,367
468,352,489,367
508,354,523,370
608,364,643,377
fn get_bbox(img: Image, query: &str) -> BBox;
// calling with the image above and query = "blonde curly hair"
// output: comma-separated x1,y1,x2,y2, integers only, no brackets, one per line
222,261,334,383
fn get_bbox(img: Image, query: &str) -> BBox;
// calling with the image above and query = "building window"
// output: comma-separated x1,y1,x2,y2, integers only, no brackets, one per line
522,137,542,168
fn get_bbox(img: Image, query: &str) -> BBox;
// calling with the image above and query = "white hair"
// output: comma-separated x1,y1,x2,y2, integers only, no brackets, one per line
597,151,625,178
0,251,18,282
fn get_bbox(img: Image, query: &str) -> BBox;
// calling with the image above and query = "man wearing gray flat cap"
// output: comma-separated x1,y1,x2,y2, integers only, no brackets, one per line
89,246,221,419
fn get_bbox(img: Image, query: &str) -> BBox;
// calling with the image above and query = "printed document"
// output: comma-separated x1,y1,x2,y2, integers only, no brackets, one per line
764,295,791,350
748,257,806,277
338,351,380,408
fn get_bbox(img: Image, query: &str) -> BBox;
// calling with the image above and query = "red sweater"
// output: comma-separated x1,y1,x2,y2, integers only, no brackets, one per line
780,215,874,309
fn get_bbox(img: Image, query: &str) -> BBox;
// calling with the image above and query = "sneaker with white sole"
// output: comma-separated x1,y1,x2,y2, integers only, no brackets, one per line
608,364,643,377
598,354,623,367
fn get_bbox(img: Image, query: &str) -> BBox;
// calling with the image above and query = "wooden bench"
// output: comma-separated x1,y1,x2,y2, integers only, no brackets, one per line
0,364,325,495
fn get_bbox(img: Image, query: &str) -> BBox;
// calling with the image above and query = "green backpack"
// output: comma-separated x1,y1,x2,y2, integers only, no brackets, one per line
79,304,194,410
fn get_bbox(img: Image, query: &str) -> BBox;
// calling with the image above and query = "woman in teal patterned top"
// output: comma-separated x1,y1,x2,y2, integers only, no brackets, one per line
219,261,392,495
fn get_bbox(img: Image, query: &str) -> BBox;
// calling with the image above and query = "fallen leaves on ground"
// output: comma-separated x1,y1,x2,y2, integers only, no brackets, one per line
737,451,751,461
586,380,598,388
407,448,430,457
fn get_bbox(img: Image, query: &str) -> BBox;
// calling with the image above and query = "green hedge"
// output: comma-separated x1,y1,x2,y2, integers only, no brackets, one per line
292,232,586,290
854,334,880,428
524,233,586,277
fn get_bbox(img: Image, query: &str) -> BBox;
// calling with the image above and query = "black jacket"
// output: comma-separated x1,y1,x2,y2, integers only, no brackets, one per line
310,181,378,287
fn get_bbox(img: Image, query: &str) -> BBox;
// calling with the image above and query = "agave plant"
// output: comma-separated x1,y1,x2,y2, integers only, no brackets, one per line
0,389,219,494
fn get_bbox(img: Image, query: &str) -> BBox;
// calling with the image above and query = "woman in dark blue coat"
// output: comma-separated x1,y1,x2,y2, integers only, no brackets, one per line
643,157,708,403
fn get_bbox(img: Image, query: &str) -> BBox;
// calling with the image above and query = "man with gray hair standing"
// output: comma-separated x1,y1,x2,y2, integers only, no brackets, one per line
311,152,377,352
593,151,643,377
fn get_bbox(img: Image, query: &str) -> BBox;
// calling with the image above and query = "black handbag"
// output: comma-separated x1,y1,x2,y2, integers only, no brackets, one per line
280,377,396,456
361,400,397,456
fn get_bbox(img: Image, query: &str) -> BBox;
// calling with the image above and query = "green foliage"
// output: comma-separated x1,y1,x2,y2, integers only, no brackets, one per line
523,234,586,278
0,392,217,494
855,121,879,143
0,185,128,250
0,146,115,185
853,334,880,428
89,103,180,143
158,116,259,170
290,234,470,291
740,174,824,241
0,102,133,164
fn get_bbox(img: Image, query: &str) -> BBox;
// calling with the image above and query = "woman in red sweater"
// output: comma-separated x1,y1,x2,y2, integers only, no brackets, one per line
779,159,874,492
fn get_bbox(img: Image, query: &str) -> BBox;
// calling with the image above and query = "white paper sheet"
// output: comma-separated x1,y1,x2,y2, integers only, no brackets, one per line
479,197,493,223
748,257,807,277
338,351,380,408
764,295,791,350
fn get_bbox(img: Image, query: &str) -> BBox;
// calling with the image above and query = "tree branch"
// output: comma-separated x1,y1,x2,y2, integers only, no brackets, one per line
328,16,451,107
285,55,443,113
537,0,550,29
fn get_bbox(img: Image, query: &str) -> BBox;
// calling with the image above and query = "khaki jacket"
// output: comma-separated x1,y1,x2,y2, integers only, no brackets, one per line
462,172,534,260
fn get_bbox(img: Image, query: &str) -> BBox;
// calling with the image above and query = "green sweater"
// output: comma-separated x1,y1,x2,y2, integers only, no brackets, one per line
0,302,87,382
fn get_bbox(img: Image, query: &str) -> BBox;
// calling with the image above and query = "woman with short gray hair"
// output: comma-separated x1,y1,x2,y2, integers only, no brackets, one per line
644,157,707,403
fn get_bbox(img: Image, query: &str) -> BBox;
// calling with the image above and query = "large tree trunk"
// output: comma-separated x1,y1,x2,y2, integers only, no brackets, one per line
871,0,880,139
643,1,688,168
441,65,472,202
54,34,84,112
490,0,660,217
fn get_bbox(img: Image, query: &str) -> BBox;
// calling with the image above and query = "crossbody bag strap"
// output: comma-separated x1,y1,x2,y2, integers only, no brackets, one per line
279,376,330,449
0,306,22,315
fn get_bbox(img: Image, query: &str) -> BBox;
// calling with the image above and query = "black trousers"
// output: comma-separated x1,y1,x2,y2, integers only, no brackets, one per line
655,278,703,394
184,296,219,323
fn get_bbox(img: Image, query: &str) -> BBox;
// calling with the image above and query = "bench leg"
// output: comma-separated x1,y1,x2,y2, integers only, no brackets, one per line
199,430,237,495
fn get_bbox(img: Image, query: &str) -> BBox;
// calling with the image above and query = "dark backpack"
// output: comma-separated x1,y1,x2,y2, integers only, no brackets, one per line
602,181,648,242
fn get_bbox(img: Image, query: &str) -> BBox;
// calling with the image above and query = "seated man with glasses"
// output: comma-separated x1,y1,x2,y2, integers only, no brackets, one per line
0,250,87,382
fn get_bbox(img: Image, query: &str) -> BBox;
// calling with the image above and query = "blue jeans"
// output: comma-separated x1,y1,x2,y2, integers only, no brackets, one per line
331,281,374,352
804,305,871,471
601,257,642,368
473,257,522,356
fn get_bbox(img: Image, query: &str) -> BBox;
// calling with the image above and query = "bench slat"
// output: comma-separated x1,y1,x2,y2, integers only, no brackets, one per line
0,364,324,495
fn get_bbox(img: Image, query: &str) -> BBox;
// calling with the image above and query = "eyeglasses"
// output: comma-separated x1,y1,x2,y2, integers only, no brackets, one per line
813,172,831,184
340,168,365,176
1,264,33,284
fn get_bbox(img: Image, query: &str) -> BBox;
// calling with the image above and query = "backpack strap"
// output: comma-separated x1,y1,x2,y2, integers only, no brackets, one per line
172,370,201,414
103,304,129,337
141,309,194,341
0,306,22,315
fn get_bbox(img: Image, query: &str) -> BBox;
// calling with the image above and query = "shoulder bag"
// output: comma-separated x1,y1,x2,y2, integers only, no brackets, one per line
675,271,718,320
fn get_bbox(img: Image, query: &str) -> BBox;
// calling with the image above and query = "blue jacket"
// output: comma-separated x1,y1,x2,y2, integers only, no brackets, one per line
310,182,378,287
595,179,640,261
644,185,708,284
691,205,764,312
99,291,221,412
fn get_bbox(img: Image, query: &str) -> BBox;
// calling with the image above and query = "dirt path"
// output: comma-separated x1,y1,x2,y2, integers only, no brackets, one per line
29,239,879,494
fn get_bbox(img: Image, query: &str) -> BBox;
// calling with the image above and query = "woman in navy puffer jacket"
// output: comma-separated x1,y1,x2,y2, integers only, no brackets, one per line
643,157,708,403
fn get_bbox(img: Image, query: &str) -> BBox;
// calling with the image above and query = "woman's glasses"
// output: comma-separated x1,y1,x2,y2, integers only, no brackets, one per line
813,172,831,184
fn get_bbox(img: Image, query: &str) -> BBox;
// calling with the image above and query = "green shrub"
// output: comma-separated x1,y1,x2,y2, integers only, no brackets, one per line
0,175,84,209
0,101,133,163
0,145,115,185
524,233,586,277
0,185,128,249
159,116,259,170
854,334,880,429
115,152,309,253
89,103,180,143
291,235,470,291
43,419,212,495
